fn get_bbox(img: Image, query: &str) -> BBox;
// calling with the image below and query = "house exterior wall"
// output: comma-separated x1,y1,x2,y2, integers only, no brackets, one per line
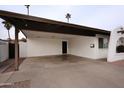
69,35,108,59
24,34,108,59
108,27,124,62
95,34,109,59
19,42,27,58
96,49,108,59
26,38,68,57
0,41,8,62
69,36,98,59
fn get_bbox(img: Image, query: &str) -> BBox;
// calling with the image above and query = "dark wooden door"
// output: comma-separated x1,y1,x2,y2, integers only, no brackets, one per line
62,41,67,54
9,43,15,59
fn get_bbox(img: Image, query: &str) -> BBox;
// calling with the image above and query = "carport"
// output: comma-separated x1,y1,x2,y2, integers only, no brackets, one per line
0,10,110,70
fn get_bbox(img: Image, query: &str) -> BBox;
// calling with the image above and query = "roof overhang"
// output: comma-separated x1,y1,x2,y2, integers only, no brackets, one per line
0,10,110,37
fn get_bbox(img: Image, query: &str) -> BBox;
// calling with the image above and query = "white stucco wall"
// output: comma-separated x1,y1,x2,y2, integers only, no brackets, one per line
21,30,109,59
96,49,108,59
69,35,108,59
25,35,108,59
69,36,98,59
19,42,27,58
27,38,68,57
95,35,109,59
108,27,124,62
0,41,8,62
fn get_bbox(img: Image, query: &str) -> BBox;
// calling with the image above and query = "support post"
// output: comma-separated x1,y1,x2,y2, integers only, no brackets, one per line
15,28,19,71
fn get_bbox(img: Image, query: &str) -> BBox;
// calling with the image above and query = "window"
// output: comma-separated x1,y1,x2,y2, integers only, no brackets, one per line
98,38,108,49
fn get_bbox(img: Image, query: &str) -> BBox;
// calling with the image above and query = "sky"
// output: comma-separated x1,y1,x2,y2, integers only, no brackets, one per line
0,5,124,39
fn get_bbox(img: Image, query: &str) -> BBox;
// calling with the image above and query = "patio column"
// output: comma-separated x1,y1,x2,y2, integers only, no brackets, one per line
15,28,19,71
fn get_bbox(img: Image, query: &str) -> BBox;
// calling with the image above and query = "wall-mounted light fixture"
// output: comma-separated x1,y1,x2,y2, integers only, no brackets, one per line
90,44,95,48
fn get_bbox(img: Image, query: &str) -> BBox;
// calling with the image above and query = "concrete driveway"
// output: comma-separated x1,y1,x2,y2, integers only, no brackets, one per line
0,55,124,88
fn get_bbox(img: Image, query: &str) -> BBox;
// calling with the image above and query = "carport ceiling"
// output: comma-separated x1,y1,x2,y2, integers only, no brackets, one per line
0,10,110,37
